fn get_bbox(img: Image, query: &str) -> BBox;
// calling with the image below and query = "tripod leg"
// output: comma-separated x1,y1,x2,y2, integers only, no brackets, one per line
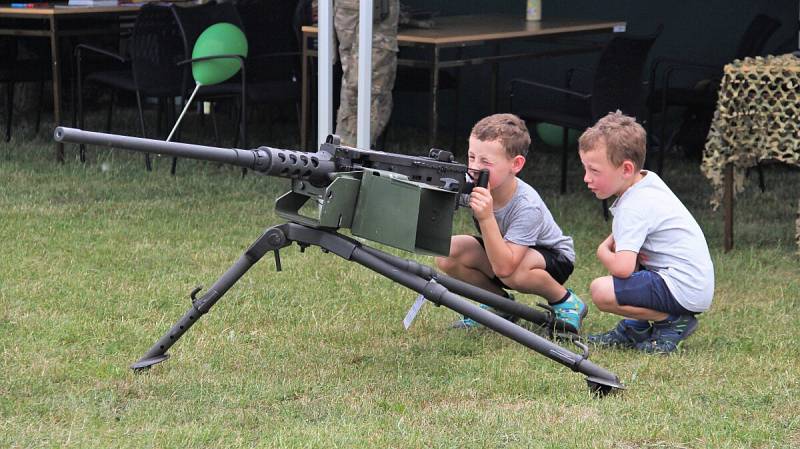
131,225,291,370
358,246,572,334
348,245,624,394
279,225,624,394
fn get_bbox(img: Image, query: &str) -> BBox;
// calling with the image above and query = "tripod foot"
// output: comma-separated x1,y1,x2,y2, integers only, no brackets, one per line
131,353,170,372
586,376,626,396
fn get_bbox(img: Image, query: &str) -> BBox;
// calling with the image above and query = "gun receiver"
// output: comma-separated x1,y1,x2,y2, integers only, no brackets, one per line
55,127,469,255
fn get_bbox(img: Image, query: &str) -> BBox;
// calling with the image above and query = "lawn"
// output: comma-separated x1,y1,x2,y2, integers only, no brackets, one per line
1,110,799,448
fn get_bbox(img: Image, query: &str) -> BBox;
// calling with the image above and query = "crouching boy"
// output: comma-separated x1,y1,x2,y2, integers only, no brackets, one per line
578,111,714,353
436,113,586,332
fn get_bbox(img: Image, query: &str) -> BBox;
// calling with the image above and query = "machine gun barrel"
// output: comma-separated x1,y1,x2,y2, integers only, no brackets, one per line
54,126,336,186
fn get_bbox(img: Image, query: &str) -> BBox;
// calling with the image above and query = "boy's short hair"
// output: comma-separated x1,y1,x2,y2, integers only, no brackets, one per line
579,111,647,170
470,113,531,158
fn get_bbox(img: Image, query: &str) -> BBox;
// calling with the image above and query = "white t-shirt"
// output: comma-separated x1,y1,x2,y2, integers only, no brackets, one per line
609,171,714,312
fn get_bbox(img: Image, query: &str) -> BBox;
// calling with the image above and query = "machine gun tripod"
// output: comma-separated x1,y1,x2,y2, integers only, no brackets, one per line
132,222,623,395
54,126,625,395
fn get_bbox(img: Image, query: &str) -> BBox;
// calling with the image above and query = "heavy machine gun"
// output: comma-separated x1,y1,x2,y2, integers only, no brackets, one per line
54,127,624,395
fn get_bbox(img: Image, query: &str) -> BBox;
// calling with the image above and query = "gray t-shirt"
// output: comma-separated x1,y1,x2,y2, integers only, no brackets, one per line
609,171,714,312
487,178,575,263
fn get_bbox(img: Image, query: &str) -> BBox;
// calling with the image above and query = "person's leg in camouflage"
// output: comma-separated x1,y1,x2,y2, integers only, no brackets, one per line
333,0,398,147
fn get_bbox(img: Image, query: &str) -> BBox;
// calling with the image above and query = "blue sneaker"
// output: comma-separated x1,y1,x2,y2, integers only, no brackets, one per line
588,320,652,348
635,315,698,354
550,289,587,334
450,316,481,329
450,294,518,329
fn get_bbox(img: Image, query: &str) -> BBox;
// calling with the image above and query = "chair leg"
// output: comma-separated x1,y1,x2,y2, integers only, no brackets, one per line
78,74,86,162
560,126,568,194
5,82,14,142
169,96,178,175
35,81,44,135
211,102,220,147
105,91,115,133
135,91,152,171
232,98,241,148
156,97,164,139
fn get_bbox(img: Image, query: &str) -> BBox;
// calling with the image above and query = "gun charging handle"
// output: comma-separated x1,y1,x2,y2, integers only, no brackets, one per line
475,169,489,189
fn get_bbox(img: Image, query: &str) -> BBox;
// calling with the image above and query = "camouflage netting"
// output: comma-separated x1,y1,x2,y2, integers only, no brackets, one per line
702,54,800,209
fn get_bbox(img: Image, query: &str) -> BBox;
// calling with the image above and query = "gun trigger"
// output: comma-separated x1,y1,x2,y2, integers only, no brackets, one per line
190,285,204,304
273,249,282,272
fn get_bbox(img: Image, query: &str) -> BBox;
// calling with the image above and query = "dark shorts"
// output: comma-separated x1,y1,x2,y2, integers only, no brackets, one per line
473,235,574,288
613,270,696,316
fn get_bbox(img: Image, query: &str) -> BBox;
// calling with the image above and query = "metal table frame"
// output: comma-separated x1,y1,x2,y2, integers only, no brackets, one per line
0,4,139,161
300,14,626,150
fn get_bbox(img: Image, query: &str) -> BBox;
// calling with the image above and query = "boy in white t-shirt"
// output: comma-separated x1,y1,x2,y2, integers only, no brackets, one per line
578,111,714,353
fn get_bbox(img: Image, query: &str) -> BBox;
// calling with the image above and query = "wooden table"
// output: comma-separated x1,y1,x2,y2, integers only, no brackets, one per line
300,14,626,150
0,4,140,161
702,54,800,252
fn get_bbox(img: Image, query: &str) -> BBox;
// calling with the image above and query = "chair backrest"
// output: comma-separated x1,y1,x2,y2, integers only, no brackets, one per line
235,0,304,83
591,27,661,120
734,14,781,59
129,3,184,93
172,1,244,56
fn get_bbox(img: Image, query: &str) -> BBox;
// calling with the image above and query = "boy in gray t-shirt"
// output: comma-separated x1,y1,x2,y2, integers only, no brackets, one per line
578,111,714,354
435,114,586,333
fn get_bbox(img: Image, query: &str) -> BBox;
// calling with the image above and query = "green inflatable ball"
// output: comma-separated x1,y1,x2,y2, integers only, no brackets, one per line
536,122,579,148
192,23,248,86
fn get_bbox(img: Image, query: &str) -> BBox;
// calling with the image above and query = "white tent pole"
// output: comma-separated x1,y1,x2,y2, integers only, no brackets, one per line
356,0,373,149
317,0,334,145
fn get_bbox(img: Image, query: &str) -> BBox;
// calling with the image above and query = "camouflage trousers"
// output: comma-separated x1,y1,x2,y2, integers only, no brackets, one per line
333,0,399,147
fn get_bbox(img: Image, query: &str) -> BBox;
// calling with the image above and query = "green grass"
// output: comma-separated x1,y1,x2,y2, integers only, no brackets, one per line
1,108,799,448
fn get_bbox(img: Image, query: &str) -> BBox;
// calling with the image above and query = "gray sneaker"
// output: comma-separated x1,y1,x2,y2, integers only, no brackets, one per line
588,320,652,348
635,315,698,354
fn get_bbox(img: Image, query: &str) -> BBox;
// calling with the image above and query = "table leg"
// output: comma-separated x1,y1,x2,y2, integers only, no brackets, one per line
723,163,734,252
50,16,64,162
428,46,439,148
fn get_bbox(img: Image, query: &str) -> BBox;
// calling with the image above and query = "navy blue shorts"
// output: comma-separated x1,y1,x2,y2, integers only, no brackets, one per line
473,236,574,287
613,270,695,316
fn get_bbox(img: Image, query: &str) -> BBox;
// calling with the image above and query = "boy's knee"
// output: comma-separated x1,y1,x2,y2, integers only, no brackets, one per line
589,277,615,310
435,256,452,271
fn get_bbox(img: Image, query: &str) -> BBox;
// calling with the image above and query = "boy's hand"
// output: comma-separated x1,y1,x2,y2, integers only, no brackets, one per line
600,234,616,253
470,186,494,221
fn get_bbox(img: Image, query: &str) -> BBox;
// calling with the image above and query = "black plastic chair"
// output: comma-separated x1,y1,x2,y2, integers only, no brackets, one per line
232,0,308,147
76,2,185,171
509,27,662,194
1,37,50,142
646,14,781,174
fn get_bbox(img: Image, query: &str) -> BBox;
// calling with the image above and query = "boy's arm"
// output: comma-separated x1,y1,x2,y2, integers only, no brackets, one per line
471,187,527,278
477,216,529,278
596,234,638,278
